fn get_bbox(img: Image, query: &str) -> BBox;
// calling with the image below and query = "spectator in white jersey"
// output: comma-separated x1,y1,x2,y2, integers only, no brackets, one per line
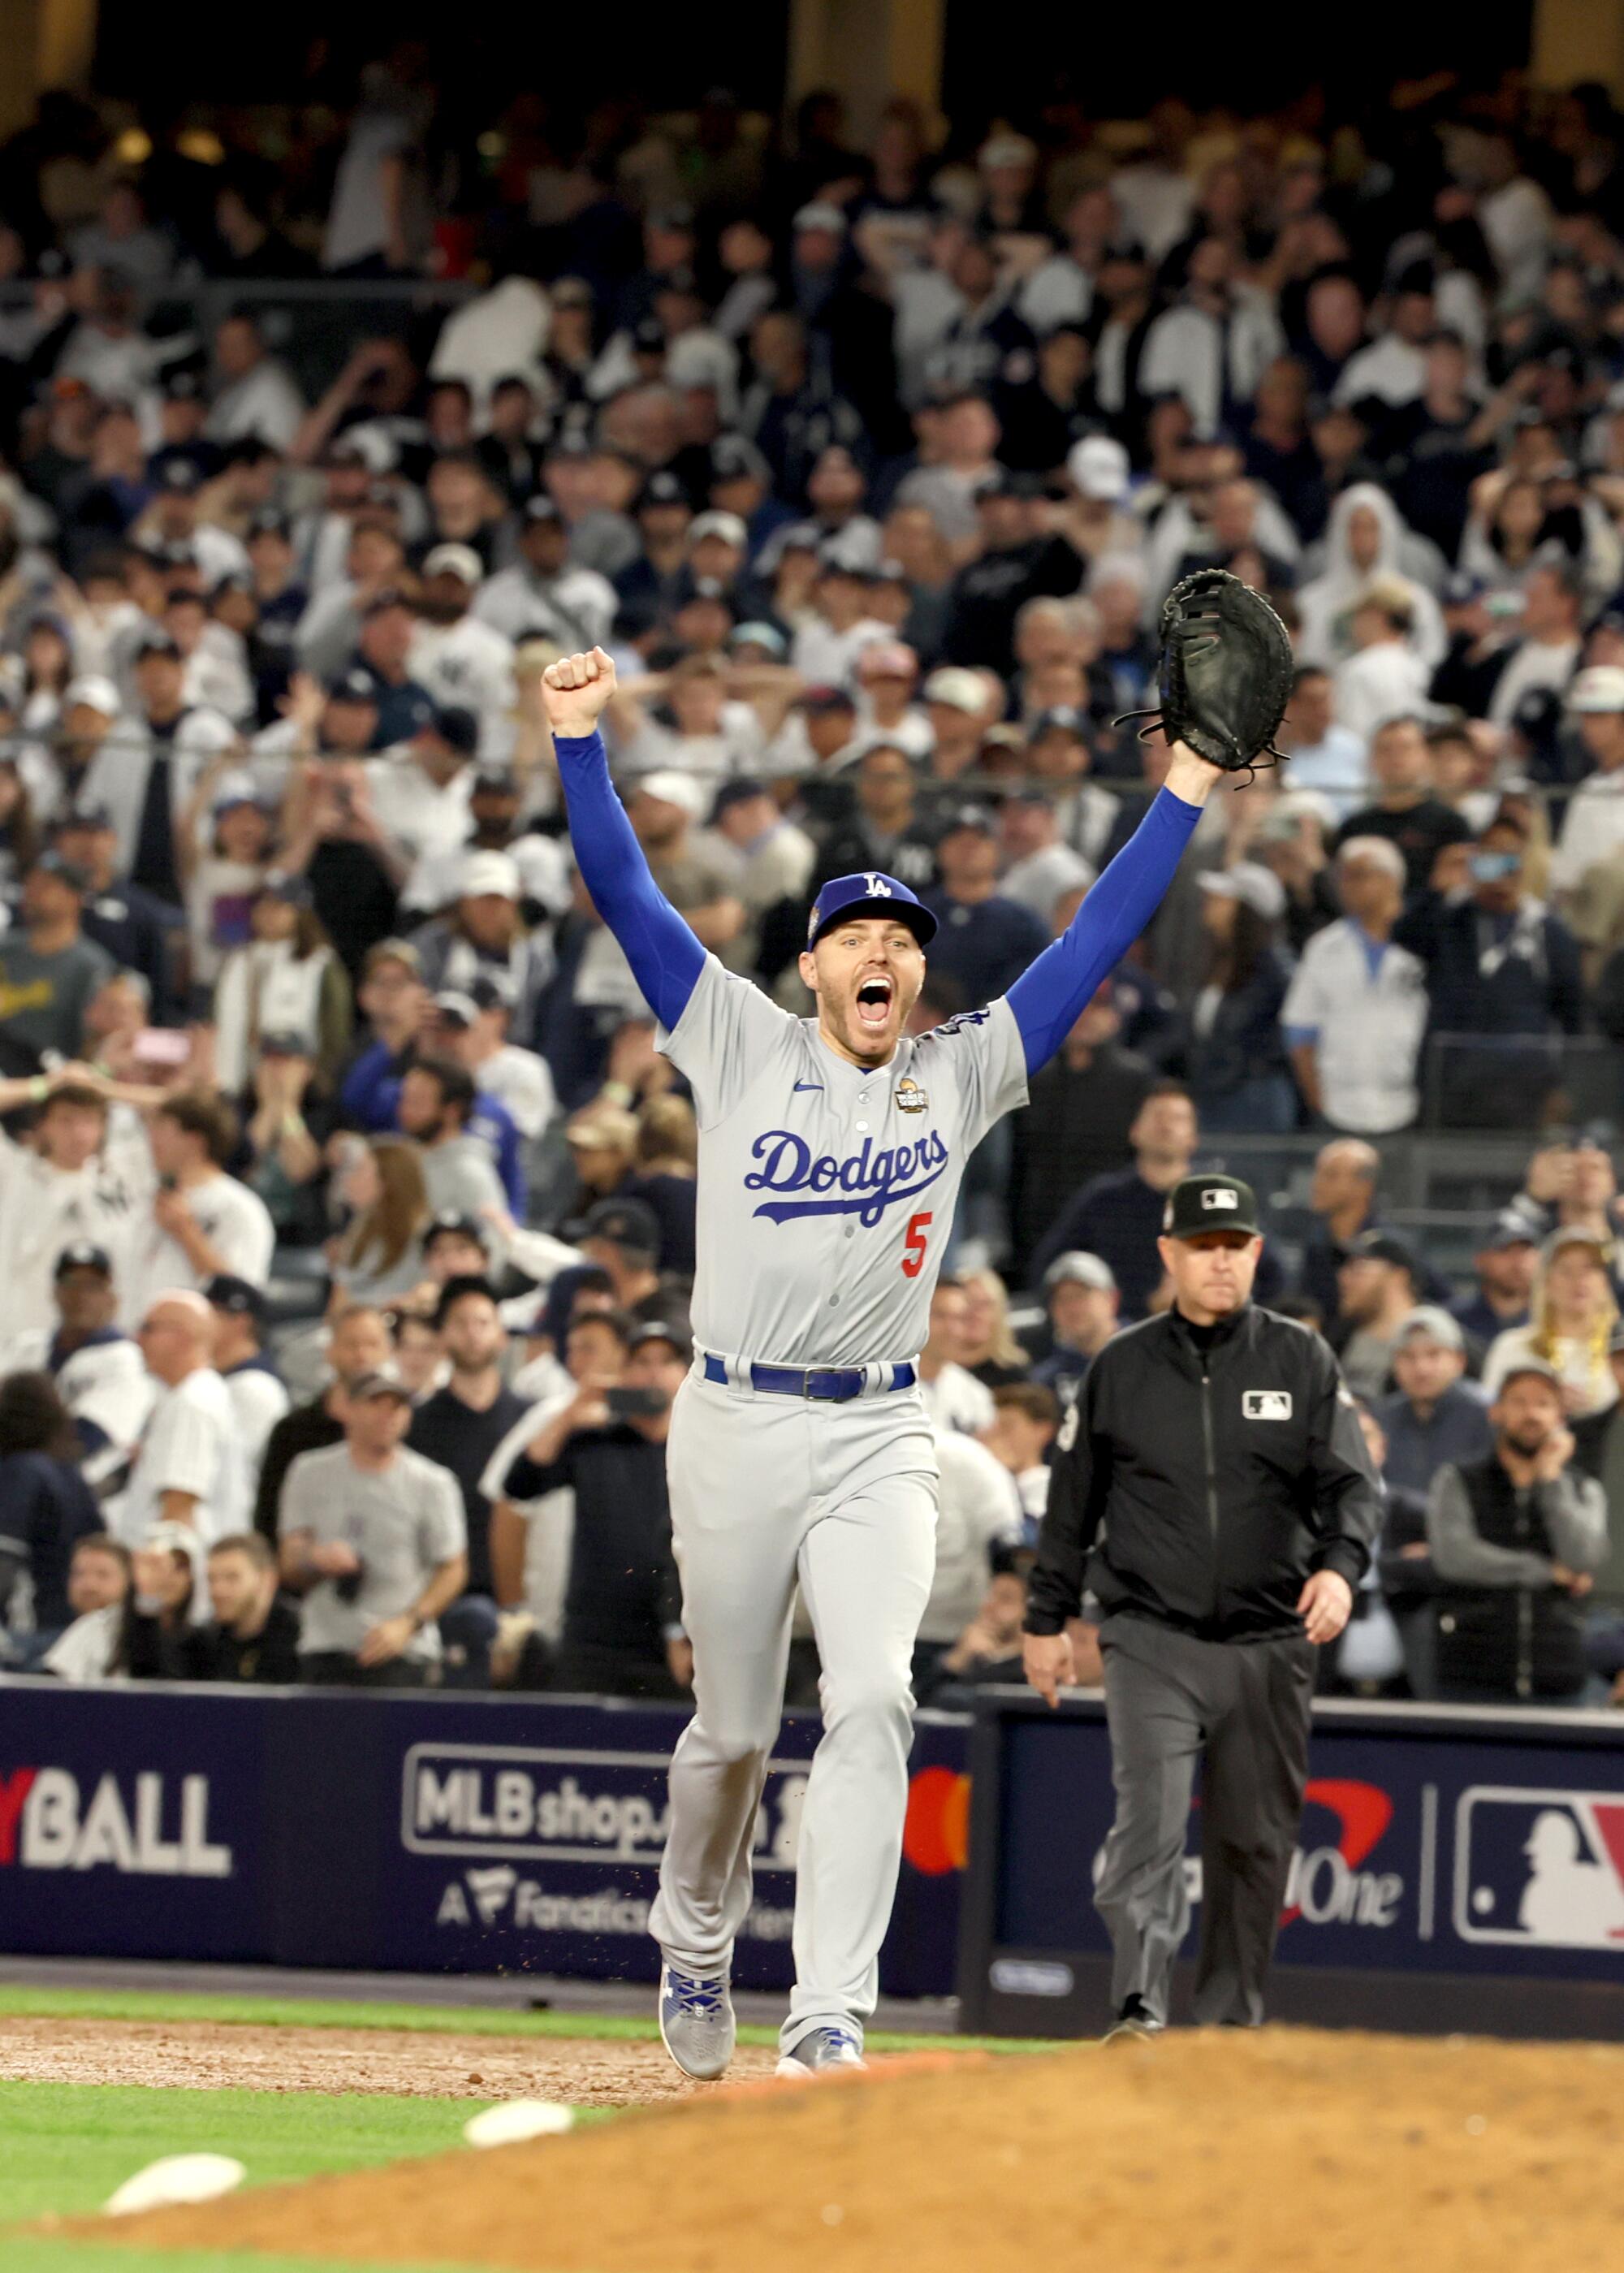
203,1273,290,1482
117,1290,251,1545
4,1242,153,1488
0,1070,129,1363
120,1089,275,1329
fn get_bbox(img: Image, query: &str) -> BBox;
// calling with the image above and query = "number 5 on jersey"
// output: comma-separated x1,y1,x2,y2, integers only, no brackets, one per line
901,1211,933,1278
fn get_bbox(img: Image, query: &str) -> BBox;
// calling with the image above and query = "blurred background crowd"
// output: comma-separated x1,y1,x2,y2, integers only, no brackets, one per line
3,50,1624,1716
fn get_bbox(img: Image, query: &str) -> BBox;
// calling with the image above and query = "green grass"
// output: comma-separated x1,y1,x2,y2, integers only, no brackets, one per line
6,2249,481,2273
0,1981,1055,2057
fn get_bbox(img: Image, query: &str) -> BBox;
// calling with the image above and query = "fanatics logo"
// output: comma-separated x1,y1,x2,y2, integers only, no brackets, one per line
894,1077,928,1114
1202,1188,1239,1211
1243,1390,1293,1421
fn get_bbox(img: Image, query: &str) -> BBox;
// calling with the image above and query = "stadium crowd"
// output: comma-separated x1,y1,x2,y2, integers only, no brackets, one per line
5,61,1624,1710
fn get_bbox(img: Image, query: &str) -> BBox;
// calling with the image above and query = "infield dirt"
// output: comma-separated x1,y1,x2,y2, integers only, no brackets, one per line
89,2025,1624,2273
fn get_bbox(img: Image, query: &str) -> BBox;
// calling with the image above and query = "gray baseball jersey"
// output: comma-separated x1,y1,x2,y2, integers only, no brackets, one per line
660,955,1027,1364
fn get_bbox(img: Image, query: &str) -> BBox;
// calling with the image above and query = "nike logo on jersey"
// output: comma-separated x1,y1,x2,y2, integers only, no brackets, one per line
745,1129,949,1226
792,1081,824,1092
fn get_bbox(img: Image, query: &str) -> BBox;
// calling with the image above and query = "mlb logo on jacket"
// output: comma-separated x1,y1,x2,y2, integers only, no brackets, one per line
1243,1390,1293,1420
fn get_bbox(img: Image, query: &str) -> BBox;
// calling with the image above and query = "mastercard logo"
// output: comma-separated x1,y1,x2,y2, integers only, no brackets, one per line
902,1766,971,1875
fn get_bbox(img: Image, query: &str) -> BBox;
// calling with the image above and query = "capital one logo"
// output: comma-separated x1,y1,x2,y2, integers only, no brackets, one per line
0,1766,232,1877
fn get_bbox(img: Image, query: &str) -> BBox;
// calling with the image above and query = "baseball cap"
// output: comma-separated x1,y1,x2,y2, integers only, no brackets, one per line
793,201,848,233
259,1029,311,1055
633,770,708,823
1484,1208,1540,1251
211,772,270,817
856,641,918,681
134,630,183,663
472,765,519,797
1544,1224,1613,1264
247,509,292,542
256,873,313,908
922,668,987,716
203,1273,266,1323
728,620,787,658
579,1196,662,1255
54,1242,112,1280
628,1318,693,1363
1393,1304,1465,1353
710,776,770,821
938,802,999,840
1161,1174,1261,1239
363,936,423,979
1494,1355,1563,1394
566,1103,639,1152
348,1365,414,1404
431,990,478,1030
63,675,120,719
30,849,88,894
1347,1229,1419,1275
458,849,520,900
797,684,857,715
632,318,668,354
326,668,379,706
688,510,747,548
637,470,689,512
806,871,938,949
469,972,516,1015
1043,1251,1117,1293
710,434,770,486
1030,705,1088,741
421,542,485,586
1569,666,1624,715
979,132,1038,171
158,459,203,495
361,586,412,620
417,704,480,757
1068,434,1130,502
1198,862,1287,923
422,1211,487,1253
54,800,115,833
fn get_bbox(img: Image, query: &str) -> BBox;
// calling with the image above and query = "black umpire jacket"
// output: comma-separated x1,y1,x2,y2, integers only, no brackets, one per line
1025,1303,1381,1644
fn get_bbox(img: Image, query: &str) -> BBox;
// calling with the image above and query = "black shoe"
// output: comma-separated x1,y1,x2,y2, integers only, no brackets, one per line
1103,1994,1164,2044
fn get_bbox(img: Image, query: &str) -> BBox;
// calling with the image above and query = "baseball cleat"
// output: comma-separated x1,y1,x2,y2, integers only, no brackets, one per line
775,2025,866,2079
1103,1994,1164,2045
658,1964,736,2081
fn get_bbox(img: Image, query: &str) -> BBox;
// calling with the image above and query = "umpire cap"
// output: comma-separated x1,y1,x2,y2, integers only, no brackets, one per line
1161,1174,1260,1239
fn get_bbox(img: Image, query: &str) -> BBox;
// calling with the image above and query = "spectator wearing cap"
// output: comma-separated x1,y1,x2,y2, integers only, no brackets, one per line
1394,807,1584,1130
1376,1307,1493,1499
46,807,170,1022
1329,581,1434,741
709,430,793,557
1030,1252,1121,1407
0,1368,105,1657
1025,707,1121,868
129,458,253,589
1551,666,1624,905
471,376,545,509
161,583,255,726
1336,1230,1424,1398
1484,1227,1620,1420
846,640,931,763
499,1319,689,1697
343,589,435,753
1450,1212,1540,1350
146,369,223,494
178,771,277,996
915,665,991,789
1483,561,1585,732
573,1195,667,1316
688,777,809,982
366,702,482,886
407,845,551,1043
789,553,892,689
213,872,352,1096
474,494,618,652
205,310,306,453
48,676,123,817
1424,1357,1607,1705
123,1090,276,1330
923,804,1049,1005
426,979,555,1151
2,1242,153,1486
406,544,519,760
814,743,937,898
79,633,239,913
405,1275,531,1685
337,937,431,1130
253,1301,393,1542
205,1272,290,1481
607,473,695,637
1179,864,1294,1134
279,1364,468,1690
1012,987,1153,1281
293,512,413,682
408,990,525,1211
759,683,860,809
0,852,114,1069
0,1070,130,1364
998,787,1095,927
1281,833,1427,1134
397,1054,515,1222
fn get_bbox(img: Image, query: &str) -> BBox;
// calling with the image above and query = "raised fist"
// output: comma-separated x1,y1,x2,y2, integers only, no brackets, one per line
541,647,618,737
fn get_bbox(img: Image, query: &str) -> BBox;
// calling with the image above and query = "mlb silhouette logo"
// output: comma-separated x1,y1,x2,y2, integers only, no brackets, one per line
1202,1188,1238,1211
1454,1786,1624,1950
1242,1390,1293,1420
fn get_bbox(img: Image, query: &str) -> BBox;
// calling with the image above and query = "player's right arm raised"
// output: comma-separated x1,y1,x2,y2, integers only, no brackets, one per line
541,649,706,1031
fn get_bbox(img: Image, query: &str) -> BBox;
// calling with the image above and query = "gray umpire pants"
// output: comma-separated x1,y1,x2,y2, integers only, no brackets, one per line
1095,1612,1315,2027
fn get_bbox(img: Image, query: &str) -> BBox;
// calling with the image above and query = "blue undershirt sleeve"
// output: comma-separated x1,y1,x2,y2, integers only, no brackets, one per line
552,730,706,1032
1005,787,1204,1076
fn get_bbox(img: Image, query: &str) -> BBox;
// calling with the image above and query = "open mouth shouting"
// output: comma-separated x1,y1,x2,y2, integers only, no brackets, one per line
854,974,895,1034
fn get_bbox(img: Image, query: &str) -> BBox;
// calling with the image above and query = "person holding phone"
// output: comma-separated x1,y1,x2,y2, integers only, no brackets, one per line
497,1320,689,1698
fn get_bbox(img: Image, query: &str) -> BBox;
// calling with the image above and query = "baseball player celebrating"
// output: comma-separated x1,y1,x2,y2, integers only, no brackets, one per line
539,603,1264,2079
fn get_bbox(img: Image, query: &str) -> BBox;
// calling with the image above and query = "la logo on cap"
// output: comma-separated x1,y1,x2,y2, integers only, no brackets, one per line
863,872,893,898
1202,1188,1238,1210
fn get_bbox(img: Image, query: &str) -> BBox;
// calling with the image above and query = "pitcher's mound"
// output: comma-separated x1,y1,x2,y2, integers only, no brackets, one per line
93,2026,1624,2273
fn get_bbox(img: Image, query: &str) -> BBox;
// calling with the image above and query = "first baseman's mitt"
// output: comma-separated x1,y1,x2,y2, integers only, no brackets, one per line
1119,567,1294,773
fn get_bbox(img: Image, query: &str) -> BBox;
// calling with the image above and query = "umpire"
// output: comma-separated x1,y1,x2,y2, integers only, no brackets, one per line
1022,1173,1380,2036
